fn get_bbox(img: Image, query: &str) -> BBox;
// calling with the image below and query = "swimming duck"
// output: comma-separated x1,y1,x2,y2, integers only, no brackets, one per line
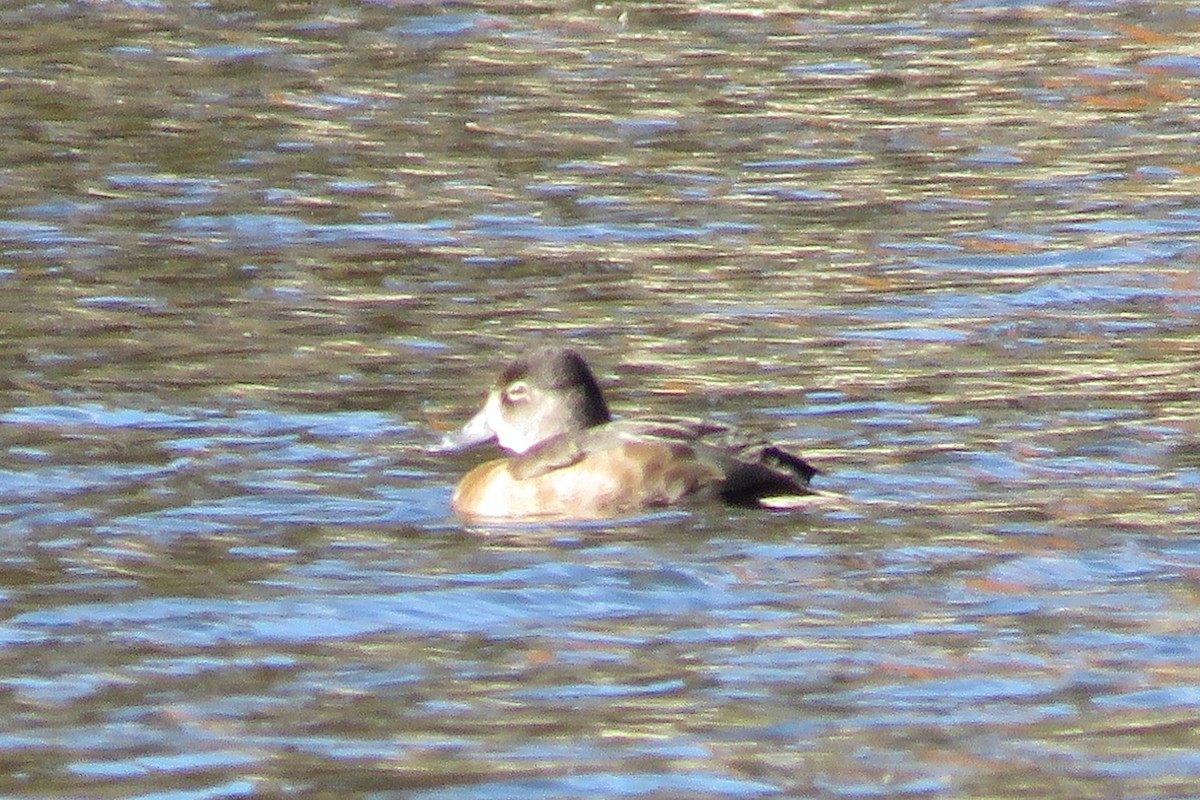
436,346,820,521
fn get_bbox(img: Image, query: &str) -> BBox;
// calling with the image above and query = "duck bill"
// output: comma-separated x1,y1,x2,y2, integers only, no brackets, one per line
432,406,496,453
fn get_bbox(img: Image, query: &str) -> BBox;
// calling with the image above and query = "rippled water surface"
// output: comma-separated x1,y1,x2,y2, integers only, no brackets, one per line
1,0,1199,797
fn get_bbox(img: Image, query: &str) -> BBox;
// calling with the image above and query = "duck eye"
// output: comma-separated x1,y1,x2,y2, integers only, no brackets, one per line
503,381,529,404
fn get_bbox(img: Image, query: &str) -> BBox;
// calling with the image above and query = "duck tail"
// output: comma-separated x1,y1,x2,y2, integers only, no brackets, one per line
762,446,820,484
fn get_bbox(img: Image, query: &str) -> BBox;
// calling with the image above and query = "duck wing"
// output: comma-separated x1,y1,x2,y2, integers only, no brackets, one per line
608,415,820,503
507,415,819,507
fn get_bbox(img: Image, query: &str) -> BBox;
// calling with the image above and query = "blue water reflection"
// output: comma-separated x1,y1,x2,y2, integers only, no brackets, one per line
1,0,1199,797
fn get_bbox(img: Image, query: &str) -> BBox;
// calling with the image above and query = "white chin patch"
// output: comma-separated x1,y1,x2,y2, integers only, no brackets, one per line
487,395,535,454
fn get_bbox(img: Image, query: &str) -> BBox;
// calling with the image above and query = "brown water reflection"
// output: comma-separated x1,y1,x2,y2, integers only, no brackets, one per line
1,1,1199,798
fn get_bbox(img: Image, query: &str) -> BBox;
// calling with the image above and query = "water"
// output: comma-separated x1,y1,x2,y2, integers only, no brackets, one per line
1,0,1199,797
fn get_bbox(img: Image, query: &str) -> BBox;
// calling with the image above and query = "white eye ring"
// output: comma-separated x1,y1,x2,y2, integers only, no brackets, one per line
504,381,529,403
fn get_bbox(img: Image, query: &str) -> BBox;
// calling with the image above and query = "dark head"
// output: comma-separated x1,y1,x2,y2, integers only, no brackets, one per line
436,347,611,454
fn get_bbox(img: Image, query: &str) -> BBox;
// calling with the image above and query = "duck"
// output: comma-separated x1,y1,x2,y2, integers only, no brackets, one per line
435,346,820,521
